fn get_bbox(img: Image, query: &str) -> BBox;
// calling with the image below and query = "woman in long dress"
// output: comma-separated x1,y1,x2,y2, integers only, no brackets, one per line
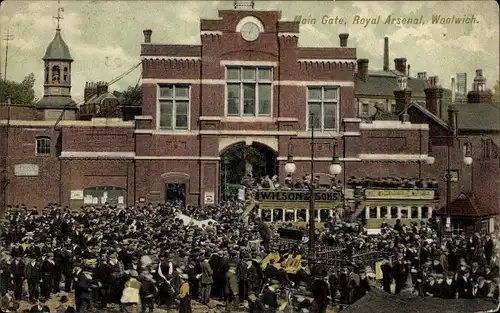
178,274,192,313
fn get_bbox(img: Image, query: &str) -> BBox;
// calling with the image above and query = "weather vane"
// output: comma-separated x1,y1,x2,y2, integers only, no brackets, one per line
53,0,64,30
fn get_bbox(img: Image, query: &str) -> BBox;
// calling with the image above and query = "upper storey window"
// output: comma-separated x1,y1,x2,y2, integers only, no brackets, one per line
36,137,51,156
226,67,272,117
158,85,189,130
307,87,339,131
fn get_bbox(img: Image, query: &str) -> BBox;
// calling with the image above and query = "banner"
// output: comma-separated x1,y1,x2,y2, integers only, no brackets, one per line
255,190,341,202
365,189,435,200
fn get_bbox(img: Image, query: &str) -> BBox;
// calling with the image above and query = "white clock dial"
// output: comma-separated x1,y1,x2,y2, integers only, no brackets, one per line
240,22,260,42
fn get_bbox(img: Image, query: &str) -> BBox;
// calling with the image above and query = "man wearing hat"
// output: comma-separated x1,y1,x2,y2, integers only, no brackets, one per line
121,270,141,313
225,263,239,312
199,252,213,305
41,252,56,301
261,280,279,313
24,254,42,303
311,273,329,313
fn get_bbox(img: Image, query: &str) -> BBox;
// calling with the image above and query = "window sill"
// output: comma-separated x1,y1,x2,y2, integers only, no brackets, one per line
36,154,51,157
223,116,273,122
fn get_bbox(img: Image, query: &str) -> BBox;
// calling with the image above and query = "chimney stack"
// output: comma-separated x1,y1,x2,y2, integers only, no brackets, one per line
339,33,349,47
357,59,369,81
394,58,407,75
417,72,427,80
393,77,412,119
448,77,458,137
383,37,389,71
424,76,444,118
143,29,152,44
84,82,98,102
96,81,108,96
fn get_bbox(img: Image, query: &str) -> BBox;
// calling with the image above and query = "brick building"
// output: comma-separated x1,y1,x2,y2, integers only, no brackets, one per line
0,4,498,230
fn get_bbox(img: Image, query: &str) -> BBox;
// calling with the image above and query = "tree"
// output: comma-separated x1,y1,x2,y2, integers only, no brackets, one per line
221,143,268,186
493,80,500,103
0,73,36,105
120,85,141,107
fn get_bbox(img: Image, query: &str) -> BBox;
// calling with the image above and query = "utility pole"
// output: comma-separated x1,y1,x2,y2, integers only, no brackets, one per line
3,29,14,82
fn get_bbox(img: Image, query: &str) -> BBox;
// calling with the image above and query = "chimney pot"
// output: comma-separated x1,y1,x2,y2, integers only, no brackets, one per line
357,59,369,81
383,37,389,71
339,33,349,47
394,58,407,75
143,29,153,44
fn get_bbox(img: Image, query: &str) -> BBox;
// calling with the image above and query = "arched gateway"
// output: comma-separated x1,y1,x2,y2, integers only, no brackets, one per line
220,141,277,199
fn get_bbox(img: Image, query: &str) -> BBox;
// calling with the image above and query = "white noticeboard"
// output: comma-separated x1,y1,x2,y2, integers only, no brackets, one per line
490,218,495,233
70,190,84,200
84,195,93,204
92,197,98,204
204,191,215,205
118,196,124,204
14,164,39,176
238,188,245,201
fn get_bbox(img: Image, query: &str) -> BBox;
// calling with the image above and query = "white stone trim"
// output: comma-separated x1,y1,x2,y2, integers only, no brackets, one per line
277,157,361,162
135,156,220,160
200,130,297,136
298,59,356,64
278,32,299,37
235,16,265,33
343,118,362,122
141,79,355,87
199,116,223,121
276,80,354,87
141,56,201,61
295,131,360,138
277,117,298,122
134,130,154,134
220,60,278,67
134,115,153,120
360,121,429,130
359,154,429,161
60,151,135,158
201,31,222,36
221,116,274,123
0,120,134,127
141,79,225,85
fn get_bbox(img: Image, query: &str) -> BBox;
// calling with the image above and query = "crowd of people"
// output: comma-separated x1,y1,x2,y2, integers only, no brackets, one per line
0,200,498,313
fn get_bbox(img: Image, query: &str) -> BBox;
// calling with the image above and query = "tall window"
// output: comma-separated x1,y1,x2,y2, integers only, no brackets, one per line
36,137,51,156
307,87,338,131
226,67,272,117
158,85,189,130
482,138,491,159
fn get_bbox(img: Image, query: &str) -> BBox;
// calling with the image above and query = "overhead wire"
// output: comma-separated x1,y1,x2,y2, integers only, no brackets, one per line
53,61,142,130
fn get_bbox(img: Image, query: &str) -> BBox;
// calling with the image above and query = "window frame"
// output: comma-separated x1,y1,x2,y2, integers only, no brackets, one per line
225,66,273,118
35,137,51,156
157,84,190,131
306,86,340,132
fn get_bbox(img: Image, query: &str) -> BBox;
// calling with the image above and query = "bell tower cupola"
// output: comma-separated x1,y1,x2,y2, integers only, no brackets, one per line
36,0,77,120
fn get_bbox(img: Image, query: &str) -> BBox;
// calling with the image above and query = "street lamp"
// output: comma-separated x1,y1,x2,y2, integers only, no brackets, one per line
284,113,342,253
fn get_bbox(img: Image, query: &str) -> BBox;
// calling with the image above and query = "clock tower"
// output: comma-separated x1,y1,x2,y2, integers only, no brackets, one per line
36,1,77,120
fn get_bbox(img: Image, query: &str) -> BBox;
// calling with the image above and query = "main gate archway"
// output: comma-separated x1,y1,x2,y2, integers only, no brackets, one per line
220,141,277,199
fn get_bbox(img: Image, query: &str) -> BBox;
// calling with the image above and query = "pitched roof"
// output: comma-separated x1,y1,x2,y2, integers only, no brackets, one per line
371,103,399,121
402,101,449,130
355,70,452,99
435,192,493,217
43,30,73,61
441,100,500,131
85,92,119,105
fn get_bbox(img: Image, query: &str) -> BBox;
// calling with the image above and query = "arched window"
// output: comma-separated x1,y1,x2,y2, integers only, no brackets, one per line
52,66,60,83
35,137,51,156
45,66,49,84
63,67,68,83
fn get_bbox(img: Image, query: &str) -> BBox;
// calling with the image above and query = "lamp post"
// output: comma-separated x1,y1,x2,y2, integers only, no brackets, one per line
427,137,473,233
284,113,342,253
223,157,229,200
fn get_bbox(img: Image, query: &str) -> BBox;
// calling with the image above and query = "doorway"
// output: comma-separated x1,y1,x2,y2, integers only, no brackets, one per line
165,183,186,205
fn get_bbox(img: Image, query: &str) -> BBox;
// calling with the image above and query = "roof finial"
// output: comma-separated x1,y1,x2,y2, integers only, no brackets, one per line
53,0,64,31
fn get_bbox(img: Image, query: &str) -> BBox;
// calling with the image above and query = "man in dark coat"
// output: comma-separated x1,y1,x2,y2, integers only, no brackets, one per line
328,271,338,306
356,270,370,301
41,253,56,300
254,218,271,251
74,268,93,312
392,259,407,295
225,264,239,313
199,252,213,305
311,276,329,313
380,259,393,294
24,256,42,303
338,268,349,311
485,235,494,266
139,274,157,313
10,256,25,300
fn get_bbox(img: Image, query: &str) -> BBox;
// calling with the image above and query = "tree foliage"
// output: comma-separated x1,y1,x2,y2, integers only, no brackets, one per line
221,143,268,185
0,73,36,105
121,85,141,107
493,80,500,103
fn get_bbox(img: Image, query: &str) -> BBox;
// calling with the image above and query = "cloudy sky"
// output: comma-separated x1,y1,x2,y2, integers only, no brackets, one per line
0,0,498,104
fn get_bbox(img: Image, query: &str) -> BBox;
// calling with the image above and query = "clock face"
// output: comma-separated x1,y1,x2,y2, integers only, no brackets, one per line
240,22,260,42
